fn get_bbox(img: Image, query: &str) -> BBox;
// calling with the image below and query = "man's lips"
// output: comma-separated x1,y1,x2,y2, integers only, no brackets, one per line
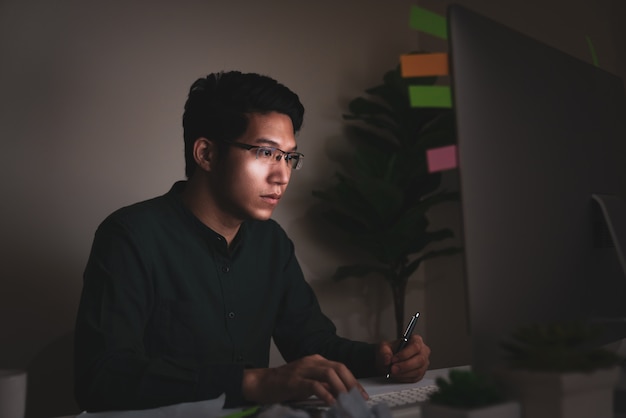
261,193,281,204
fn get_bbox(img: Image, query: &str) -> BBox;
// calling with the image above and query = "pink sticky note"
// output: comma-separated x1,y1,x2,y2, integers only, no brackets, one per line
427,145,458,173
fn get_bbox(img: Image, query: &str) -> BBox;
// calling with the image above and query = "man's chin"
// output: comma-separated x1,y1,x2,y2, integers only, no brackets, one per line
246,209,274,222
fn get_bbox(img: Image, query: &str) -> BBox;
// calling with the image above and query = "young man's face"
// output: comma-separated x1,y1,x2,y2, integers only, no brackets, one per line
210,111,298,222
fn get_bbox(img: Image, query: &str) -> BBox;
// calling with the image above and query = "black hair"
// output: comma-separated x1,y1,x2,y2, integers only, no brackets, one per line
182,71,305,178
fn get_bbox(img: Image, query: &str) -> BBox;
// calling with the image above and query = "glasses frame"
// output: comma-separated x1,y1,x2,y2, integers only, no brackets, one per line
220,140,304,170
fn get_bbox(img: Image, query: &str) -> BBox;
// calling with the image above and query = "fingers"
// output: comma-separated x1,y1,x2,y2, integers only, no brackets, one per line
379,341,395,367
306,379,337,405
304,355,368,400
392,335,425,361
242,355,367,406
388,335,431,382
303,370,368,405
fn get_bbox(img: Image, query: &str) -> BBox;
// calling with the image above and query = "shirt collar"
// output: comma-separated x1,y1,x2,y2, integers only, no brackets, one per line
167,181,247,256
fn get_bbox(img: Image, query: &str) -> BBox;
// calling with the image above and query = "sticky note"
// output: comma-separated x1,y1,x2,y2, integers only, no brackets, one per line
223,406,260,418
409,85,452,108
427,145,458,173
401,53,449,77
409,6,448,39
585,35,599,68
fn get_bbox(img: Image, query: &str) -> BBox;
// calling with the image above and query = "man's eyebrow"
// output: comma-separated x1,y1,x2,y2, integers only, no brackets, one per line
254,138,298,151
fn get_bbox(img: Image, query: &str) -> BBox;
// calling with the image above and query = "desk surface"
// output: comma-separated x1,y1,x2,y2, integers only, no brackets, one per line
54,366,626,418
56,368,457,418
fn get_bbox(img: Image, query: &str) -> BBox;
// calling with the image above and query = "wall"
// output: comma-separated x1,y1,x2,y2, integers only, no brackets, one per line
0,0,623,416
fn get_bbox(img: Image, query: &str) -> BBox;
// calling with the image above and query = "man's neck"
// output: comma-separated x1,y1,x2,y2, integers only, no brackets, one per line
181,176,242,246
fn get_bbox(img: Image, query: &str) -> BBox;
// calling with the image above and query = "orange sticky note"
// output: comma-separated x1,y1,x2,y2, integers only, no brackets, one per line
427,145,458,173
401,53,449,77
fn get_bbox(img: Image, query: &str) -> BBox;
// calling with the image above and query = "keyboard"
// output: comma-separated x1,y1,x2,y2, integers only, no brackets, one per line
367,384,439,418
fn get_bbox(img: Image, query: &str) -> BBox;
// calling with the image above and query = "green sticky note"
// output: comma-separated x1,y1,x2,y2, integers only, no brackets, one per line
409,5,448,39
222,406,260,418
409,85,452,108
585,35,600,68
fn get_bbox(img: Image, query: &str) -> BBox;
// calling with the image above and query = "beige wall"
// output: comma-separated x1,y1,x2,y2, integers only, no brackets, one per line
0,0,623,416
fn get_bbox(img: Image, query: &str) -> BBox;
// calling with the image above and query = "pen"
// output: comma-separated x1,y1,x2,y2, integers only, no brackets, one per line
386,312,420,379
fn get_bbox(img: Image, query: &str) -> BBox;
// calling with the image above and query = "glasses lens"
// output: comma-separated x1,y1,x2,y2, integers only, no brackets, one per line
255,147,303,170
256,147,278,162
286,153,303,170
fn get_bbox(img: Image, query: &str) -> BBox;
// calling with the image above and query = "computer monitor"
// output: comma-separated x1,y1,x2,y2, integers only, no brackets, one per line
447,4,626,373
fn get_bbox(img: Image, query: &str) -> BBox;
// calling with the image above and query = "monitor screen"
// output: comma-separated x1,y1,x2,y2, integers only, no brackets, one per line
447,4,626,373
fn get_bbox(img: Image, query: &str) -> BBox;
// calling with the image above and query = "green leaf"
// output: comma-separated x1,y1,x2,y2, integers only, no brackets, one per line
429,370,504,408
500,322,623,372
347,97,394,118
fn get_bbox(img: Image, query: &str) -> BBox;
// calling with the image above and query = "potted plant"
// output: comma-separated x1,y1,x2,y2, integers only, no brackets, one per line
422,369,521,418
498,321,622,418
312,64,460,338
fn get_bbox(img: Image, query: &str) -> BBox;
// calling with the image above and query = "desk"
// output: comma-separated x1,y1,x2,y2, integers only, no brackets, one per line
54,366,626,418
59,368,458,418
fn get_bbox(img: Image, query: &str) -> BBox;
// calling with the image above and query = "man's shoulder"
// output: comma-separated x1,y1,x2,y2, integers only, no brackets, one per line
100,184,183,230
108,194,171,222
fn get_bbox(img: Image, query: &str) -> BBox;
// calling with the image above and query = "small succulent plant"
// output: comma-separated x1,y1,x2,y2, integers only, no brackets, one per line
428,369,504,408
500,321,622,372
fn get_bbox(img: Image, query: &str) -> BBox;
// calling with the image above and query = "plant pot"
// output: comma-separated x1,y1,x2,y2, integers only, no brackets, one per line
421,401,521,418
499,367,620,418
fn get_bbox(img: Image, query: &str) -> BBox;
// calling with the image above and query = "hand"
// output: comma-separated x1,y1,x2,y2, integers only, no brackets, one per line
377,335,431,383
241,354,368,405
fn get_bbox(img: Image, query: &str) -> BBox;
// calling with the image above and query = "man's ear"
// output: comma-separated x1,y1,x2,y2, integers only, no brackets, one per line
192,137,216,172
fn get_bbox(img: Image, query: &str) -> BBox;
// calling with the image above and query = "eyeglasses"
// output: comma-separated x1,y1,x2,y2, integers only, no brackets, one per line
220,140,304,170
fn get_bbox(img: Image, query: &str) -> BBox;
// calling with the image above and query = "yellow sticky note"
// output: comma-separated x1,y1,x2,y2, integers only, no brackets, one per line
409,5,448,39
409,85,452,108
401,53,449,77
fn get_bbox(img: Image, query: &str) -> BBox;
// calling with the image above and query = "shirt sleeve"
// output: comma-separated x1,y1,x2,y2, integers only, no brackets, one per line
271,236,379,378
74,215,246,411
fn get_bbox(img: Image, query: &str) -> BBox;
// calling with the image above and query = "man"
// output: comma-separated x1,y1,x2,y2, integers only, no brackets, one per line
74,71,430,412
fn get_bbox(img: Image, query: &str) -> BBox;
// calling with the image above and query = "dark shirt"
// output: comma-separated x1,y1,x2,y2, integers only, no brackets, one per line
74,182,377,411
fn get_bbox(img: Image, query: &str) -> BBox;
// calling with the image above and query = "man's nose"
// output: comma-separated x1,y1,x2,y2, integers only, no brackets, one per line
270,159,291,184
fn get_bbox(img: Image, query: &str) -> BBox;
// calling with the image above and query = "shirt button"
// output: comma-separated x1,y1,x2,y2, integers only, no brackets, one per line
227,311,235,319
236,355,244,362
222,265,230,273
